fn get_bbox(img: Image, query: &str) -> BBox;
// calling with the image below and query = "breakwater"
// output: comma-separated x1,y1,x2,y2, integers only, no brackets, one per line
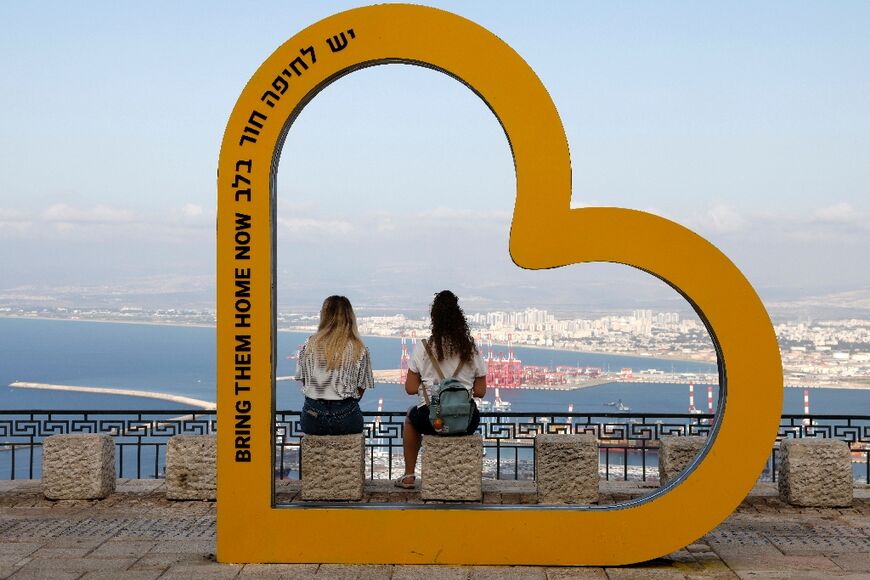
9,382,216,410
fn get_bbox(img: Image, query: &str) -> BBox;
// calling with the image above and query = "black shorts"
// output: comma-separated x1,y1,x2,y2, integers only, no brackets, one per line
407,404,480,436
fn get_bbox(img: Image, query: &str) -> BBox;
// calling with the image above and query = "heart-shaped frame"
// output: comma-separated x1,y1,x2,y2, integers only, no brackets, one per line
216,4,782,565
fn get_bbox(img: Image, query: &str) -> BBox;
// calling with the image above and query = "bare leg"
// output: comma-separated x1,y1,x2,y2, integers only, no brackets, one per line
402,416,422,477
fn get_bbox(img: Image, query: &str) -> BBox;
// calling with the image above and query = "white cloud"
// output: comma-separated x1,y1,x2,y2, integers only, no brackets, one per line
702,204,748,233
180,203,204,218
276,216,354,238
275,202,359,239
0,208,29,221
412,207,512,223
0,208,34,238
275,199,321,215
370,212,397,234
810,203,867,227
170,203,213,229
683,201,870,242
0,203,217,242
42,204,134,224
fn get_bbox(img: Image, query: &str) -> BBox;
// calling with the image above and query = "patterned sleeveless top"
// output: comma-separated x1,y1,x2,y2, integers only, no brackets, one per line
294,337,374,400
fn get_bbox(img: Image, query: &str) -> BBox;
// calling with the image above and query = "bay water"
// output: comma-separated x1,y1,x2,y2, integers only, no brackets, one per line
0,317,864,415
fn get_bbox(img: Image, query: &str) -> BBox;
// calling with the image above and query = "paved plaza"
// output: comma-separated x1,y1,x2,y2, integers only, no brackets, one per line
0,480,868,579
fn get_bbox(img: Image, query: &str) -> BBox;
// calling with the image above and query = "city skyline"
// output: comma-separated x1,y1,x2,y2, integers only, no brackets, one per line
1,2,868,315
3,302,868,389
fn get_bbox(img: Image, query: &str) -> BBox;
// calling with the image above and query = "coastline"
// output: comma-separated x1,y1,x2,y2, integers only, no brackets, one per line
0,314,715,366
0,314,215,330
280,327,718,367
478,338,717,367
6,315,869,391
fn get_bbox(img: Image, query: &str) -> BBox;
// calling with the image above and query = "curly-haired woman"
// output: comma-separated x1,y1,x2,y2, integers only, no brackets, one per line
396,290,487,488
295,295,374,435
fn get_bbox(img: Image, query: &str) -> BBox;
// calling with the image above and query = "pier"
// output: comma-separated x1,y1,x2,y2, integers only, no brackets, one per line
8,382,216,410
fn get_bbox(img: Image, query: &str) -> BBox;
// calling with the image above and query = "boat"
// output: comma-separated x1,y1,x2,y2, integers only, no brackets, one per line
605,399,630,411
493,387,512,411
494,400,512,411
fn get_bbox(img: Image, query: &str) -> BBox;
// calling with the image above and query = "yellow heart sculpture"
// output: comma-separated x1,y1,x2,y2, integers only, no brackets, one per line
216,4,783,565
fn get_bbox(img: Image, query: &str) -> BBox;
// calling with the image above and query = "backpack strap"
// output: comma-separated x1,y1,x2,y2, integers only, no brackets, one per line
420,339,441,408
420,379,432,407
421,339,445,380
423,339,468,379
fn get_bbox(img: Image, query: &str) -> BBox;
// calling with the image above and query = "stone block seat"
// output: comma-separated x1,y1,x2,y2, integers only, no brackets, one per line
42,433,115,500
658,435,706,485
165,435,217,500
535,433,598,504
778,437,852,507
301,433,365,501
421,434,482,501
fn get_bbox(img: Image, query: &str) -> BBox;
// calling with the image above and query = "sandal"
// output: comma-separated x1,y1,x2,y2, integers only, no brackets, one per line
394,474,417,489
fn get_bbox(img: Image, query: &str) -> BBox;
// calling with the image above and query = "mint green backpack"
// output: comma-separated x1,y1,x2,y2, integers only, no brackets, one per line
421,339,475,435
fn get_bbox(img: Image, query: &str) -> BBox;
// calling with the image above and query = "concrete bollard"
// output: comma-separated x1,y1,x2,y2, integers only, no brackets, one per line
658,435,706,485
778,438,852,507
535,433,599,504
165,435,217,500
42,433,115,500
421,434,482,501
301,434,365,501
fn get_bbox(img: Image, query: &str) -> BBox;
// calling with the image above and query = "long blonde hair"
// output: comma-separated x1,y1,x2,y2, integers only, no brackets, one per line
310,295,364,370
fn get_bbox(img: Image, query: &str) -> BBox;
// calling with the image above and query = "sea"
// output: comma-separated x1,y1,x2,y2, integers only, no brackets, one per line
0,316,867,415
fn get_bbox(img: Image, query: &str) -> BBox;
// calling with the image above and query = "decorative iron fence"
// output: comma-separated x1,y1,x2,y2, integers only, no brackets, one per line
1,410,868,483
0,410,216,480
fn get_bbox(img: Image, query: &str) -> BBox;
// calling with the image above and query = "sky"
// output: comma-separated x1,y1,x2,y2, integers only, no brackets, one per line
0,2,868,315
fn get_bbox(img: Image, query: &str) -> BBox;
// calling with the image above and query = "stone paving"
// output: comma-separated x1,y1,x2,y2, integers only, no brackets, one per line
0,479,868,579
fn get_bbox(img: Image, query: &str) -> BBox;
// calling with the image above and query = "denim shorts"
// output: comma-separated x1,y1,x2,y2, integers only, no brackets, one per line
301,397,364,435
407,404,480,436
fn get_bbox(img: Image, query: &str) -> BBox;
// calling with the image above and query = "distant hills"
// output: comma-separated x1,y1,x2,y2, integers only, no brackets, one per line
2,280,869,322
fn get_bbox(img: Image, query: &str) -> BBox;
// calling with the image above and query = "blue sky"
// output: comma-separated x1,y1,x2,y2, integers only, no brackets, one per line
1,2,868,313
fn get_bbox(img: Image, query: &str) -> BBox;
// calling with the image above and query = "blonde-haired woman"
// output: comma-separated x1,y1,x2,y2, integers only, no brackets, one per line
295,295,374,434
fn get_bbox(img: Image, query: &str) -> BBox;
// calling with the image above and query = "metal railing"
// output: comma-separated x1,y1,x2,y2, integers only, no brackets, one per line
0,410,216,480
1,410,868,483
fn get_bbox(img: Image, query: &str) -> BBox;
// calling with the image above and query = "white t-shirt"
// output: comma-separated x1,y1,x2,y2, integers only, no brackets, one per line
408,341,487,408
